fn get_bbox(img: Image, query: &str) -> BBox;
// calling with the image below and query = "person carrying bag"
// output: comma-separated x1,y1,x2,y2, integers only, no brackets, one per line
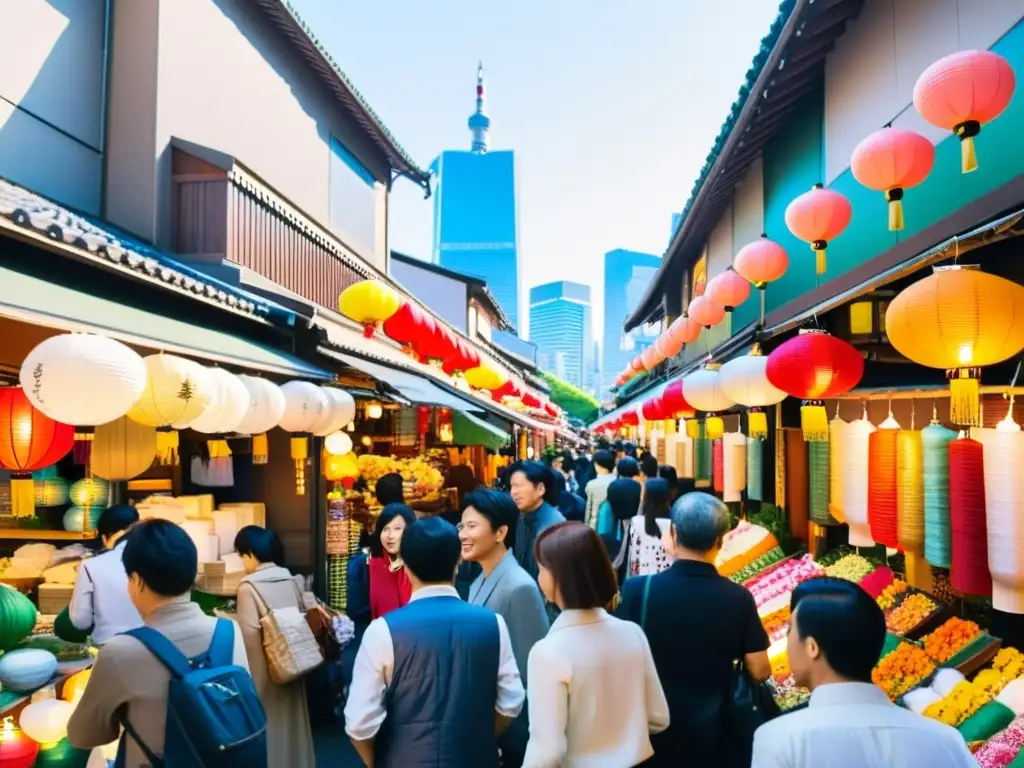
248,580,324,685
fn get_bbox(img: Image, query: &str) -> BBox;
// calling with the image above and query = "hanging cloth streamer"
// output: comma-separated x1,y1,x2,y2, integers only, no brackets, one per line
981,430,1024,613
949,437,991,597
713,439,725,494
842,418,876,547
723,432,746,503
663,431,682,473
897,431,925,553
868,429,900,548
695,422,711,486
785,430,809,541
747,437,763,502
923,423,957,568
829,416,847,523
677,434,694,479
808,440,836,525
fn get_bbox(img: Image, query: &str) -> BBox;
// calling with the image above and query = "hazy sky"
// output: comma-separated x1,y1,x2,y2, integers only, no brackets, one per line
290,0,781,338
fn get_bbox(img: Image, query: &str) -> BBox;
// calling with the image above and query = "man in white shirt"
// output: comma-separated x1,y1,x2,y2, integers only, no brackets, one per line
345,516,524,768
584,449,616,529
752,577,976,768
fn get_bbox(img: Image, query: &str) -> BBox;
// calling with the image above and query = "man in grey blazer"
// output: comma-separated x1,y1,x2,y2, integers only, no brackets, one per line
460,489,550,768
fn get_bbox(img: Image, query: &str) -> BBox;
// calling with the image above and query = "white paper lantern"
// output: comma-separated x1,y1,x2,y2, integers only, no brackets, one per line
324,431,353,456
91,416,157,481
128,354,214,428
186,369,251,434
278,381,328,433
842,417,876,547
234,375,286,435
981,429,1024,613
682,367,735,413
830,417,847,522
312,387,357,436
722,432,747,502
677,435,694,478
719,354,786,407
21,333,147,425
19,698,74,744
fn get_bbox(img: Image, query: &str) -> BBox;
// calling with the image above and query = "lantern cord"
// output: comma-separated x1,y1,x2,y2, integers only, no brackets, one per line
932,399,938,424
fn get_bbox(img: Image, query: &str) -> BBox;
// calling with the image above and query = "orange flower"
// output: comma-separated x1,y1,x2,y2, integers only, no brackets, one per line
886,593,937,635
872,643,935,700
923,618,981,663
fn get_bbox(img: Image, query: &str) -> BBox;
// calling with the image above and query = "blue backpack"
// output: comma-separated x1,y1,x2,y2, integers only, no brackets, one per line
117,619,268,767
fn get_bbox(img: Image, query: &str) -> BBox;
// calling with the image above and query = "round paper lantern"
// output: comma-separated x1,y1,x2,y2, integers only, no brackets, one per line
0,716,39,767
277,381,329,433
897,431,925,554
734,236,789,287
337,280,400,337
885,266,1024,427
34,477,69,507
63,506,101,533
661,380,694,418
90,416,156,481
868,426,900,548
324,453,348,482
324,431,353,456
829,416,847,523
522,392,542,409
722,432,746,503
620,409,639,428
61,669,91,705
20,334,146,426
641,396,667,422
682,367,734,439
382,301,429,346
233,376,286,436
69,477,109,507
653,331,684,360
19,699,73,745
0,649,58,692
766,330,864,441
185,369,250,434
667,314,701,345
705,269,751,311
640,344,665,371
687,295,725,328
982,430,1024,612
842,417,876,547
914,50,1016,173
851,128,935,230
464,363,506,392
0,584,38,651
443,339,480,376
0,387,74,517
949,437,991,597
784,184,852,275
312,387,357,437
127,354,213,428
719,353,786,439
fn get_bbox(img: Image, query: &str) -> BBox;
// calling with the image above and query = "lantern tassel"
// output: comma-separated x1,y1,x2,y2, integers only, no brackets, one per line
252,433,269,465
747,410,768,440
812,241,827,275
801,402,829,442
948,369,981,427
207,439,232,459
955,121,981,174
705,415,724,440
155,429,179,467
9,472,35,518
886,188,905,231
291,436,308,496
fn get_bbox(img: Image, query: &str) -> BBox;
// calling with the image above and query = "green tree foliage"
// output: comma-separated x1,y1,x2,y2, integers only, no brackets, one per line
540,372,600,424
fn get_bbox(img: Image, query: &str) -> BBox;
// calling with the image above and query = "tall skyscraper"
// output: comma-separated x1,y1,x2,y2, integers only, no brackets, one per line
529,281,592,390
431,64,520,329
602,249,662,397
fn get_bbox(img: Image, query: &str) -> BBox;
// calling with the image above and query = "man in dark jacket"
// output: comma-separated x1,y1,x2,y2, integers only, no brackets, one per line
507,461,565,582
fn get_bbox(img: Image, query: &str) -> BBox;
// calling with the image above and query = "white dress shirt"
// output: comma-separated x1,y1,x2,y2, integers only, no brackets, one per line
751,682,977,768
68,541,143,644
523,608,669,768
344,584,525,742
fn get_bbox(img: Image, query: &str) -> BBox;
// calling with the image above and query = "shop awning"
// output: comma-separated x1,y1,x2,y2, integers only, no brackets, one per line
0,264,331,379
452,410,510,451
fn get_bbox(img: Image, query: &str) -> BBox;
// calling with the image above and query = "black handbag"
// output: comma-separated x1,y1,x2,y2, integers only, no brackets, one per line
724,659,780,768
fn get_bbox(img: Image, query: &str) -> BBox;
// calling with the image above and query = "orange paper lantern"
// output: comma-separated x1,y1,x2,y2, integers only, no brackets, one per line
668,314,701,345
0,388,74,517
914,50,1016,173
734,236,789,287
654,331,684,360
784,185,852,275
687,295,725,328
851,128,935,231
61,668,91,704
641,344,666,372
868,428,900,548
704,269,751,312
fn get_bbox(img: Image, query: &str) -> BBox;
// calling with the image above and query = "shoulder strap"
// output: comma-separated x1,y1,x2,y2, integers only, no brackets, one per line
122,627,191,678
120,716,163,767
207,618,236,667
640,575,653,630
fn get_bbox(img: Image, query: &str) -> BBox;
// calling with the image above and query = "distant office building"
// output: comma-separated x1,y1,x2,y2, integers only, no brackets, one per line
529,281,592,389
430,64,520,329
602,249,661,397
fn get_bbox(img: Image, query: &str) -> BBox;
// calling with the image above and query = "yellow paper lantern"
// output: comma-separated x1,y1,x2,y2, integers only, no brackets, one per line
464,363,507,392
69,478,110,507
338,280,400,337
61,668,91,704
91,416,157,481
886,266,1024,426
127,355,213,428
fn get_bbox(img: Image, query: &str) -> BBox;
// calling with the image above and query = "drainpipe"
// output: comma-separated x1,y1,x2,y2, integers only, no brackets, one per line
98,0,114,218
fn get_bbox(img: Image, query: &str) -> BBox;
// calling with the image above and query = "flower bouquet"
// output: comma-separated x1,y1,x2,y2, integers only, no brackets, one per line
872,642,936,701
747,555,824,615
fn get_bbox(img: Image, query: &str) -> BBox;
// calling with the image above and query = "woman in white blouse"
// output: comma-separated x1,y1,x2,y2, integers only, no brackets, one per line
625,478,674,578
524,521,669,768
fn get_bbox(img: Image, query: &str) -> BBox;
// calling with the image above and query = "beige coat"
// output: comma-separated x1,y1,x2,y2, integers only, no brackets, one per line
66,597,249,768
236,564,316,768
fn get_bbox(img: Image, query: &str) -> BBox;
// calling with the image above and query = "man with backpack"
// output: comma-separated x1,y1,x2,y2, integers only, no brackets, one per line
68,519,267,767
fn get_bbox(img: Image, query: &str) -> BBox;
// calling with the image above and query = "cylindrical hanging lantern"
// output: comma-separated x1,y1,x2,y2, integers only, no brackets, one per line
705,269,751,312
885,265,1024,427
337,280,400,338
682,366,734,439
667,314,702,346
851,128,935,230
719,351,786,440
913,50,1016,173
842,417,876,547
677,434,694,479
687,295,726,328
382,301,429,348
0,387,74,517
694,421,710,485
746,437,763,502
712,438,724,494
722,432,746,503
897,430,925,554
91,416,157,481
868,427,900,548
949,437,991,597
981,430,1024,612
923,423,957,568
829,416,847,523
784,184,852,275
808,439,834,525
766,330,864,441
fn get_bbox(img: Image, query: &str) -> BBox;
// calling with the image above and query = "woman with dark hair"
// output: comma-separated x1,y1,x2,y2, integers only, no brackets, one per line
366,504,417,619
639,452,659,483
658,465,680,502
68,504,143,643
574,455,594,495
598,478,642,577
524,522,669,767
234,525,316,767
625,478,674,577
375,472,405,507
550,469,586,523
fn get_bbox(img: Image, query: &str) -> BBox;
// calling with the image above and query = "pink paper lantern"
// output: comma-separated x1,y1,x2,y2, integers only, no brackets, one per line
704,269,751,311
654,331,684,360
851,128,934,231
733,236,789,287
687,295,725,328
668,314,701,344
785,185,852,276
641,344,666,371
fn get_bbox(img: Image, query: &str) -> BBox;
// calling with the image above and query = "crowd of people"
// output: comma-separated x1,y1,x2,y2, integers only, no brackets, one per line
56,442,979,767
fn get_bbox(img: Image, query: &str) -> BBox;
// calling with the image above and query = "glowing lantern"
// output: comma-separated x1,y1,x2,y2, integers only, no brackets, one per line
719,351,786,439
338,280,400,338
661,379,694,419
885,265,1024,427
19,698,74,745
704,269,751,312
69,478,110,507
34,476,69,507
61,669,91,705
326,453,359,489
766,330,864,441
324,431,353,456
667,314,701,345
128,354,214,466
682,366,734,439
465,363,507,392
91,416,157,481
654,331,684,360
687,295,725,328
784,185,852,275
63,506,100,532
851,128,934,230
0,716,39,767
914,50,1016,173
0,388,74,517
185,369,250,435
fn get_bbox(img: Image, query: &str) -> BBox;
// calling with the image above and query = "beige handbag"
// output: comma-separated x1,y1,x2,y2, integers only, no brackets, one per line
248,579,324,685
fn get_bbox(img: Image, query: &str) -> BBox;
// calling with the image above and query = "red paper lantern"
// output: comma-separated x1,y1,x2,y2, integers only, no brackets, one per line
949,438,991,596
851,128,934,231
654,331,684,360
522,392,541,408
713,439,724,493
544,402,559,418
442,339,479,376
0,716,39,768
868,428,899,548
784,184,852,275
661,379,694,418
704,269,751,311
491,379,522,403
382,301,428,345
914,50,1016,173
621,410,639,427
414,318,457,362
687,295,725,328
641,396,667,422
734,236,789,287
668,314,701,345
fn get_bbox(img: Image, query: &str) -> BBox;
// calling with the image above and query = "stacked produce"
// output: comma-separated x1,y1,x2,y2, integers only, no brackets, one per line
921,618,984,665
747,555,824,616
824,553,876,582
761,605,791,644
356,454,446,507
729,548,786,584
885,592,941,635
872,642,936,700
